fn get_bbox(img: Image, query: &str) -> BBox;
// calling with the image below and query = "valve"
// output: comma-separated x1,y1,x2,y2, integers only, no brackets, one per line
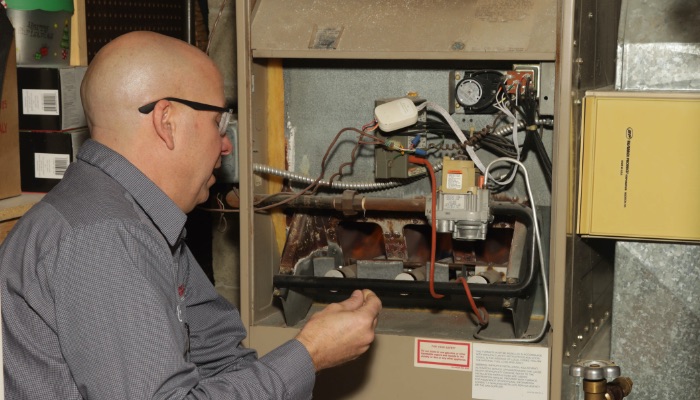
569,360,632,400
570,360,620,381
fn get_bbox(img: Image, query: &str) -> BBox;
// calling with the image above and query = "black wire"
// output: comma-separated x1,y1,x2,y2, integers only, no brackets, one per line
516,77,552,188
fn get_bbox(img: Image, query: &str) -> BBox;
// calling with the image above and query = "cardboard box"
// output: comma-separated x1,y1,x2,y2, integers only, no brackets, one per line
19,128,89,193
0,37,21,200
17,66,87,131
577,90,700,242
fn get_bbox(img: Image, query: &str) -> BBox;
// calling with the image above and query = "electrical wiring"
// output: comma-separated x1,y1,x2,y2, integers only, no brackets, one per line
489,86,521,188
253,126,376,211
326,136,386,187
252,163,408,191
416,102,488,174
515,76,553,187
407,155,443,300
474,157,549,343
205,0,227,55
457,277,488,326
253,125,412,210
420,122,517,158
493,117,553,138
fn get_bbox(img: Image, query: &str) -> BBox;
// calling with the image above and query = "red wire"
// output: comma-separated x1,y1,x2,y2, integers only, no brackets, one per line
408,156,442,299
408,156,489,326
456,277,488,326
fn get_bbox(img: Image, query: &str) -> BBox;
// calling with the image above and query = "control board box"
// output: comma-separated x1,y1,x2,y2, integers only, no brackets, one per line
577,90,700,242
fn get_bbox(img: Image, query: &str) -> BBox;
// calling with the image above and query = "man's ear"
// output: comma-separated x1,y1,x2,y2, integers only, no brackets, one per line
152,99,176,150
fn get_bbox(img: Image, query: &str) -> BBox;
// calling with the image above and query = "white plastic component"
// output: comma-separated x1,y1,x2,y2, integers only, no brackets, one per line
324,266,357,278
467,275,489,285
395,272,416,281
374,98,418,132
395,267,426,281
325,270,345,278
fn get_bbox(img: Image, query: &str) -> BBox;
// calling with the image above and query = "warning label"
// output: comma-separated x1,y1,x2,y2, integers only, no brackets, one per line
446,171,463,190
472,343,548,400
414,338,471,371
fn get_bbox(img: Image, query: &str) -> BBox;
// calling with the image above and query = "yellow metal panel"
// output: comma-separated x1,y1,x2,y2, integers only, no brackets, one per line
578,91,700,242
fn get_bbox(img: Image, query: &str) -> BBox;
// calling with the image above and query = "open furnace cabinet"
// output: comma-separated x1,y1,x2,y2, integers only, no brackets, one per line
232,0,622,398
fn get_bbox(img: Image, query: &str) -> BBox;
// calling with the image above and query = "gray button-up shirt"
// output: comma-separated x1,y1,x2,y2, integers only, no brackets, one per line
1,140,315,399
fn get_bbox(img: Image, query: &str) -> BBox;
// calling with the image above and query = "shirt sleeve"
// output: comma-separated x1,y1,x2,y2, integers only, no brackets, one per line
52,220,315,400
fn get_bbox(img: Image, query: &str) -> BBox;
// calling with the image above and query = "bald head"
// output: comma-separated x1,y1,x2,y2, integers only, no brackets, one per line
79,32,231,212
81,31,222,144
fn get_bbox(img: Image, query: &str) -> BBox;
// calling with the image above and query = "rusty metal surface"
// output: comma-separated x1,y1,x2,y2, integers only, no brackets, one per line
279,213,336,273
251,0,557,60
278,202,529,280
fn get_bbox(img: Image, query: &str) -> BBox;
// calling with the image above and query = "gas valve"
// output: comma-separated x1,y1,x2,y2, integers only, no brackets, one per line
569,360,632,400
426,157,491,241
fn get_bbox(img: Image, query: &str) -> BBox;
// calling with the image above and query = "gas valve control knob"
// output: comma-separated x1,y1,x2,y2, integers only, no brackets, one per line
569,360,621,380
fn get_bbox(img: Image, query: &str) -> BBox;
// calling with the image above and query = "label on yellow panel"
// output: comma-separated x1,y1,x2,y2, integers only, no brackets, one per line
414,338,471,371
621,126,633,209
472,343,548,400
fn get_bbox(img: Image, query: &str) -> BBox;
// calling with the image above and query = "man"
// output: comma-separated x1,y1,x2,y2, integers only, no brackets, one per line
0,31,382,399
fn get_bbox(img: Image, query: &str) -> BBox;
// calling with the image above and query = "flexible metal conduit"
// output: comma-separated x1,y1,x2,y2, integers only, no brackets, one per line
492,117,553,137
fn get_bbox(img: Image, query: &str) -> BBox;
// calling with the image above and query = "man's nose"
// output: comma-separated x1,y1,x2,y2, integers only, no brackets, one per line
221,133,233,156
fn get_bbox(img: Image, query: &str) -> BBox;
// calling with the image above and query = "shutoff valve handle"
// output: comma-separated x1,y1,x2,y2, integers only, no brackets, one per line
569,360,621,381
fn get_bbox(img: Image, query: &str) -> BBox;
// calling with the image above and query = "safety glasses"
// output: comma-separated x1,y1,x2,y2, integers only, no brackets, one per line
138,97,233,136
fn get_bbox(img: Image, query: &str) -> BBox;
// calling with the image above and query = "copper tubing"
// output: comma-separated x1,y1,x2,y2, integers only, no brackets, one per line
225,190,426,213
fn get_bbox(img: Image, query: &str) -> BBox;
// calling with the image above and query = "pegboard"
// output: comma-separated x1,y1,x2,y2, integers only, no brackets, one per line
85,0,187,62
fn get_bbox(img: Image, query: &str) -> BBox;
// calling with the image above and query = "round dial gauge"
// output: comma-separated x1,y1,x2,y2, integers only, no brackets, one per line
456,79,483,107
453,70,504,113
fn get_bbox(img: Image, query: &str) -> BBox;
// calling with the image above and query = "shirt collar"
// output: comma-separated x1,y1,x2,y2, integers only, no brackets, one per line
77,139,187,247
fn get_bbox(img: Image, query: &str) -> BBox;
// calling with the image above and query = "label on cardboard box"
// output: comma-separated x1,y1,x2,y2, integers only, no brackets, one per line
34,153,69,179
17,66,87,131
22,89,60,115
